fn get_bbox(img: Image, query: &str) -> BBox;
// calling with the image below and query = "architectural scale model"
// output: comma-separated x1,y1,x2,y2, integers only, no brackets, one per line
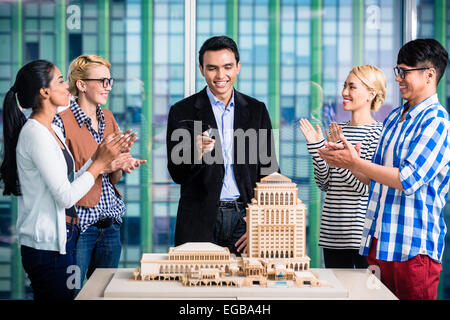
133,172,330,288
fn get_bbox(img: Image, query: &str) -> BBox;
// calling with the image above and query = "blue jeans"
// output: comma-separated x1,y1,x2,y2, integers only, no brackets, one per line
213,205,246,256
21,223,79,300
76,222,122,288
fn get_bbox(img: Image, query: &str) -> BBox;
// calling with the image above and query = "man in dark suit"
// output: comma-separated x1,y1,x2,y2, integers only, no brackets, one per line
166,36,278,255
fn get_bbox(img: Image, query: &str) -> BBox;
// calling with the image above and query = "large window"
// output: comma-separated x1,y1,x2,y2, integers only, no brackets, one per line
238,0,270,104
0,2,15,299
0,0,449,299
151,0,185,254
196,0,228,91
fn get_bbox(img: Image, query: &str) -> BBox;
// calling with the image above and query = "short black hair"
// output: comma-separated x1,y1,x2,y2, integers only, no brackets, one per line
397,38,449,84
198,36,240,67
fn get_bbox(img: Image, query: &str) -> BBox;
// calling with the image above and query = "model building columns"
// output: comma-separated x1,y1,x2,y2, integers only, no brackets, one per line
247,173,307,260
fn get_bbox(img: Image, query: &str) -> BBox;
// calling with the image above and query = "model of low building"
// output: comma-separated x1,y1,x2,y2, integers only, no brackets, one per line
133,172,329,288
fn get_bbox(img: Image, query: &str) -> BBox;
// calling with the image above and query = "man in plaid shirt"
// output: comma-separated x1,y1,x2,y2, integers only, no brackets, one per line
318,38,449,300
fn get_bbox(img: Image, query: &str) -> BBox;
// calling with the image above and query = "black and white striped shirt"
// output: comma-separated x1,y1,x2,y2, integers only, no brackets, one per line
307,121,383,249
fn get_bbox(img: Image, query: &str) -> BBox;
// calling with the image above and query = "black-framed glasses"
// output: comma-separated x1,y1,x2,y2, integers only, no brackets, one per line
81,78,115,88
394,66,430,79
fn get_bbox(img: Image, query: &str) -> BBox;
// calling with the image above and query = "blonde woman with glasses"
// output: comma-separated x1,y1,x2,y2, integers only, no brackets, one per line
52,54,145,291
299,65,386,268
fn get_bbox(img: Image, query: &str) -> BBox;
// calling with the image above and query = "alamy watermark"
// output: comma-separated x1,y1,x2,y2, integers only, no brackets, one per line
66,5,81,30
66,265,81,290
366,264,381,290
169,121,278,176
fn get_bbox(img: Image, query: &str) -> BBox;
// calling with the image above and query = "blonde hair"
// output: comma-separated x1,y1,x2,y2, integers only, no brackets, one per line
350,65,387,111
68,54,111,96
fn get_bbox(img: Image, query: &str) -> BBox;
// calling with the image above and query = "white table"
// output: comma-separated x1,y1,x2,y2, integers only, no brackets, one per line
75,268,397,300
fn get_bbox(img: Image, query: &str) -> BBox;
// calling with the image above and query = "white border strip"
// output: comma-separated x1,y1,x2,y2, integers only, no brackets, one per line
184,0,196,97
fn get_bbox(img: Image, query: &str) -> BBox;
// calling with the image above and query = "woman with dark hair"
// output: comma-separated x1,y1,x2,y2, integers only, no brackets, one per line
0,60,136,300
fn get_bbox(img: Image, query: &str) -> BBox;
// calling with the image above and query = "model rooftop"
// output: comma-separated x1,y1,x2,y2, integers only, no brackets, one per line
259,172,293,184
169,242,230,253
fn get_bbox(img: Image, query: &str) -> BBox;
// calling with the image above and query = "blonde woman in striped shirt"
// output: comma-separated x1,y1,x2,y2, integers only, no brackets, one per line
299,65,386,268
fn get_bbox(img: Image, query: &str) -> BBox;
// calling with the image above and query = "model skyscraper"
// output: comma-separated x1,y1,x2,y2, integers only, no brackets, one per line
134,173,326,288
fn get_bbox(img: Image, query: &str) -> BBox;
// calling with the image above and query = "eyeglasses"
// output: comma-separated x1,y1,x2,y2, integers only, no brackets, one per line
394,66,430,79
81,78,115,88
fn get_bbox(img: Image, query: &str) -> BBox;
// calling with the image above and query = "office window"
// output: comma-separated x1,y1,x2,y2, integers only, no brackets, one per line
152,0,184,253
196,0,228,91
238,0,269,104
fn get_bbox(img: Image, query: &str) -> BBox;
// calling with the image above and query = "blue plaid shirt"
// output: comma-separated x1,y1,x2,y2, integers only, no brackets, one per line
53,100,125,233
360,94,449,263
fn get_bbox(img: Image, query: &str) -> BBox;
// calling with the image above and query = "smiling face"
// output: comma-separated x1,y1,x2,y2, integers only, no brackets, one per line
395,63,431,107
48,66,70,107
80,64,112,106
199,49,241,104
341,72,374,112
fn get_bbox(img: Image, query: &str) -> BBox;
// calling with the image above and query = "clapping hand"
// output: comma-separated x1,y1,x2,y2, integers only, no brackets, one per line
299,118,324,143
122,157,146,173
93,129,136,165
101,152,147,174
103,129,138,153
326,122,343,143
318,134,362,170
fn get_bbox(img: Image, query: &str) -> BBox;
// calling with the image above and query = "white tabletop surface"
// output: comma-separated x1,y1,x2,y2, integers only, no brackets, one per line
75,268,397,300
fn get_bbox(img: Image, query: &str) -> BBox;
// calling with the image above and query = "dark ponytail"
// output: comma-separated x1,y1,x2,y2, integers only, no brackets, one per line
0,60,54,195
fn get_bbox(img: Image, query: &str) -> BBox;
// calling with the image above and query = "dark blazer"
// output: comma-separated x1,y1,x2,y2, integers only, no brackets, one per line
166,87,279,246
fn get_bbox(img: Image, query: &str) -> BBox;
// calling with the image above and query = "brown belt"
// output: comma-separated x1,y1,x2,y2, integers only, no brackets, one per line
65,216,80,225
